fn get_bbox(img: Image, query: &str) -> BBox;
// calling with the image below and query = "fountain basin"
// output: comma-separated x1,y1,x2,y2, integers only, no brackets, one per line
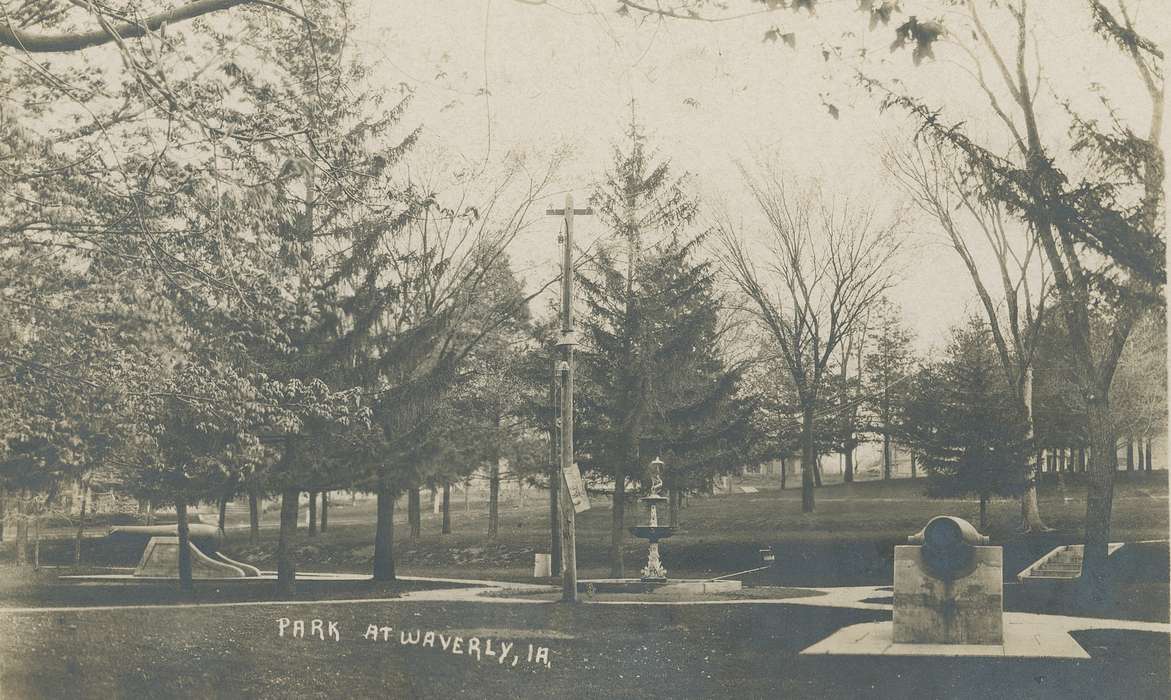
629,525,674,543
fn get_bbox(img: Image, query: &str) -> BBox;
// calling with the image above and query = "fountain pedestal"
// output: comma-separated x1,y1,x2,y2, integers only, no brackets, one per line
629,494,673,582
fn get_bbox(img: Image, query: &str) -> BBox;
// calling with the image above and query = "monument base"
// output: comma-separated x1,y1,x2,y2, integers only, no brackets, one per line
134,536,246,578
801,620,1088,659
893,544,1003,644
579,578,742,595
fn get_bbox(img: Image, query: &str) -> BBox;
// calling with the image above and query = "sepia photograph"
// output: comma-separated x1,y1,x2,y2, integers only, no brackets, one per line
0,1,1167,697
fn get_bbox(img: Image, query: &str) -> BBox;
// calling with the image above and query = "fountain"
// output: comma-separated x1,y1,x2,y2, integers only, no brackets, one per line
573,456,741,596
628,457,674,582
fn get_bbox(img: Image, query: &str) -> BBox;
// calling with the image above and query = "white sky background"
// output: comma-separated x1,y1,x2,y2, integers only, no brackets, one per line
349,1,1162,351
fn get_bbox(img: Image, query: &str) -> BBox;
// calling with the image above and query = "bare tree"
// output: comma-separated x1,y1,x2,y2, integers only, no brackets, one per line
886,139,1053,532
718,168,899,512
871,0,1163,602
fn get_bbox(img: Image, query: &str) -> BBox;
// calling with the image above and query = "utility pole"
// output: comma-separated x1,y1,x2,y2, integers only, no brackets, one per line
548,193,592,603
548,371,561,574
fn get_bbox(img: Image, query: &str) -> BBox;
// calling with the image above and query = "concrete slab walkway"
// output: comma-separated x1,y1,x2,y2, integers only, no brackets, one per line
8,572,1168,665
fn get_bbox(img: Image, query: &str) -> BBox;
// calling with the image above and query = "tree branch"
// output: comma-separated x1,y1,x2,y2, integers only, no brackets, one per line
1,0,311,53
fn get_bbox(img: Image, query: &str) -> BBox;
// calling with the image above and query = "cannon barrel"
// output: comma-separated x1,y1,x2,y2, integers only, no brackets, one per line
106,523,223,558
907,516,989,580
907,516,989,546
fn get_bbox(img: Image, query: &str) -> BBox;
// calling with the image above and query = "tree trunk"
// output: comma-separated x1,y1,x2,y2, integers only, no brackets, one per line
15,491,28,566
307,491,318,537
1078,395,1118,608
610,463,626,578
74,480,88,567
978,493,988,531
0,486,6,542
248,487,260,544
1020,367,1049,532
442,481,451,535
320,491,328,533
1020,476,1045,530
372,481,396,582
1145,437,1153,471
275,487,299,597
813,456,823,487
464,478,471,513
408,488,421,541
33,515,40,570
488,458,500,538
175,495,194,593
910,452,918,479
1126,438,1134,471
882,431,892,480
780,457,787,490
843,447,854,483
146,499,155,526
217,493,228,535
801,404,816,512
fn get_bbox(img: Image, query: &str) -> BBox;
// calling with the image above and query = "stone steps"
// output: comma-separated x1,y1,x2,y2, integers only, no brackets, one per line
1017,543,1124,582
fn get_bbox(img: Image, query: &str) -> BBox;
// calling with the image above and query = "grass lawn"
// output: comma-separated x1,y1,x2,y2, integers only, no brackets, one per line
0,475,1166,698
212,473,1167,586
4,474,1165,616
0,566,471,608
0,598,1166,699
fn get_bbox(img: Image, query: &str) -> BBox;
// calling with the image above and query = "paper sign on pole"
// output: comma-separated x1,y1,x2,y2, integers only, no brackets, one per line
563,462,590,513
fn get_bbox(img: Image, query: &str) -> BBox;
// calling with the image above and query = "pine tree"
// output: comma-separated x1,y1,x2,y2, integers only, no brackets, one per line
640,234,756,522
906,318,1029,530
577,112,702,577
864,298,916,480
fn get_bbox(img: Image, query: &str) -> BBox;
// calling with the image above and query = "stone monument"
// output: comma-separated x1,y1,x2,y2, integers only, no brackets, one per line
893,515,1003,644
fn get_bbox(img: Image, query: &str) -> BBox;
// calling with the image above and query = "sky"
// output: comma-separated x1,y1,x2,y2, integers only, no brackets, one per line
344,0,1165,352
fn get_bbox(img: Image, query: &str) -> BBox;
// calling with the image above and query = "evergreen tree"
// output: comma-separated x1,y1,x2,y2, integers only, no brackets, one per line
578,114,698,577
864,298,917,480
579,115,753,574
905,318,1029,530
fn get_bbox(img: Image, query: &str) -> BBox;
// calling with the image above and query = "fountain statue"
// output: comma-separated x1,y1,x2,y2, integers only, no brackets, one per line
628,456,674,582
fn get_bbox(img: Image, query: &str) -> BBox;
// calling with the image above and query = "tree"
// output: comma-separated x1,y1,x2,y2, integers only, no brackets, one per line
147,364,261,592
871,0,1163,602
635,233,758,523
718,167,899,511
0,250,139,567
437,257,532,539
1110,315,1167,471
356,158,558,581
862,298,916,482
886,139,1053,529
595,0,1163,600
905,317,1030,530
578,115,700,577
